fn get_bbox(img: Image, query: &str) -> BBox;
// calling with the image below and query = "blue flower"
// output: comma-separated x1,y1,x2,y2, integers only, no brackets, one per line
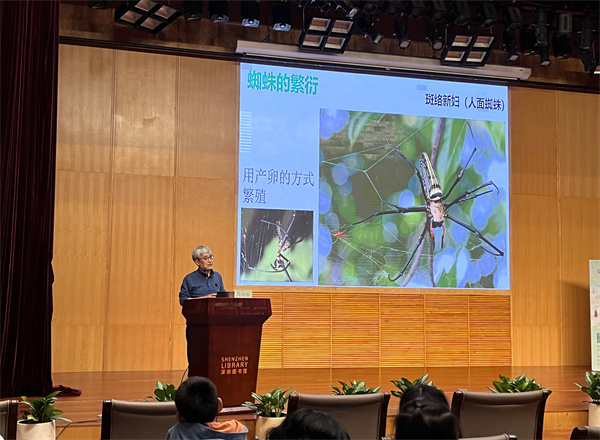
320,109,350,140
456,248,470,287
319,190,332,213
319,225,333,257
332,163,349,185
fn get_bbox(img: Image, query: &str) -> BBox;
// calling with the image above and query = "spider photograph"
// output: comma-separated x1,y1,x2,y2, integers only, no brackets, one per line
318,110,509,288
240,208,313,283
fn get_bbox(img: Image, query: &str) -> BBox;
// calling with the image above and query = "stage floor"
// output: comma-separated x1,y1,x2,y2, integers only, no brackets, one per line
44,366,589,439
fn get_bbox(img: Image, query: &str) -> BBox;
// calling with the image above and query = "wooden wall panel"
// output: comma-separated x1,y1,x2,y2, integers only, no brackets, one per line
559,197,600,365
52,325,105,373
332,294,380,367
557,92,600,199
107,175,174,325
113,51,177,176
511,195,561,365
52,48,600,373
105,324,172,371
105,175,174,370
283,293,331,368
510,88,557,197
255,292,284,368
468,296,511,366
380,293,425,367
171,324,188,370
53,171,110,372
425,295,469,366
57,45,113,173
178,57,238,180
172,177,237,309
511,195,560,327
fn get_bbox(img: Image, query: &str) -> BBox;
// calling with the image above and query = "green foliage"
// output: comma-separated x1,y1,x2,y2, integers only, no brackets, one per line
575,371,600,404
243,387,296,417
20,391,71,424
148,381,177,402
488,374,551,394
390,373,436,399
328,380,381,395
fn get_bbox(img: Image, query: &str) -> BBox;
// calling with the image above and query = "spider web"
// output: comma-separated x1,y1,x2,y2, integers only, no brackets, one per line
240,208,313,283
318,111,508,288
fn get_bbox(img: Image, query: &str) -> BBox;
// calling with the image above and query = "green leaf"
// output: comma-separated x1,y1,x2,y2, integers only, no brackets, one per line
19,391,71,424
490,374,551,394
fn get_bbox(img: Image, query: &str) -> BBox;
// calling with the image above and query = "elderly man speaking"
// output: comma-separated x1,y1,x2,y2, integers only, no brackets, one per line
179,246,224,370
179,245,224,305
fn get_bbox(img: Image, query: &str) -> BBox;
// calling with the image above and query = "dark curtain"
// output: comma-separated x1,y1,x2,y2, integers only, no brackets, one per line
1,0,59,397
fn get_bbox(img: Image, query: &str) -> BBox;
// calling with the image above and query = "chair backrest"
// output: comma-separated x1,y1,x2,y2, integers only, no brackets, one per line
100,400,178,440
287,392,390,440
0,400,19,440
451,390,550,440
570,426,600,440
461,435,518,440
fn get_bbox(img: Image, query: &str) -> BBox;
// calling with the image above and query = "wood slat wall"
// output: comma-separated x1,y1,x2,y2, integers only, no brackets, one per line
52,44,599,373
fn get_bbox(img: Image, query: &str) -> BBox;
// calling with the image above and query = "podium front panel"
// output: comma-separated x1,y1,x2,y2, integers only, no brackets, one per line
183,298,271,407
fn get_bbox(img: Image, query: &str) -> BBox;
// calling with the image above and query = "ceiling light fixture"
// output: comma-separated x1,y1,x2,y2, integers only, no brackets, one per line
241,0,260,27
441,34,495,66
452,0,470,26
428,0,446,23
114,0,182,34
183,0,203,20
393,20,410,49
209,0,229,23
425,25,443,51
552,33,571,59
357,17,383,44
502,6,522,31
519,26,536,55
299,16,355,53
273,2,291,31
406,0,426,20
334,0,359,19
503,29,518,62
361,0,378,15
533,8,548,47
478,2,497,29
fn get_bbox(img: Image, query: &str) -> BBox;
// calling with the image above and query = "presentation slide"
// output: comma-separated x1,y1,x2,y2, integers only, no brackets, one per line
238,63,509,289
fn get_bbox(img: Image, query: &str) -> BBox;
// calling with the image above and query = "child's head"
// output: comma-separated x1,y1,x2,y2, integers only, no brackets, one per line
175,376,220,423
399,384,449,411
266,408,350,440
395,385,460,440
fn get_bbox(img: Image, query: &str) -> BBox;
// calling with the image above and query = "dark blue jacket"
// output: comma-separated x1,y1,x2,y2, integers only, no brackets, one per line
179,269,224,306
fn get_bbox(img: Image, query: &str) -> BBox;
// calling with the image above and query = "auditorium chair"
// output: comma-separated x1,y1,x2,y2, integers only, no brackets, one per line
570,426,600,439
461,435,518,440
287,392,390,440
0,400,19,440
451,390,550,440
100,400,177,440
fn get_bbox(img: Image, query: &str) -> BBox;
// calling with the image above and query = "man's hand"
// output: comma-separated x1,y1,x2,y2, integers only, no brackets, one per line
188,294,217,300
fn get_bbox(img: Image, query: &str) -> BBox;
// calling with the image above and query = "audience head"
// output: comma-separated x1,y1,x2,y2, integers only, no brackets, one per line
395,385,460,440
175,376,220,424
399,384,449,411
266,408,350,440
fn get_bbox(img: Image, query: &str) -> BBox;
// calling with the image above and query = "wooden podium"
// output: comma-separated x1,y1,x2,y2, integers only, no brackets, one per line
182,297,271,408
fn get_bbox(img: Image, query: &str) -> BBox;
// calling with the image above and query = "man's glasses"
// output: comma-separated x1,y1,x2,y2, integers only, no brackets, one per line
200,255,215,261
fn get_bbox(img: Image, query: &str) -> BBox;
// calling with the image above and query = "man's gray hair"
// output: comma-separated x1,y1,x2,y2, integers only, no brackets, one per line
192,246,212,261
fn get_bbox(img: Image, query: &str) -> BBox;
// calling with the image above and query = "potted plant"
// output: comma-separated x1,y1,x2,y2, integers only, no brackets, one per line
243,387,296,440
147,381,177,401
488,374,552,393
328,380,381,395
18,391,71,440
575,371,600,426
390,373,437,399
